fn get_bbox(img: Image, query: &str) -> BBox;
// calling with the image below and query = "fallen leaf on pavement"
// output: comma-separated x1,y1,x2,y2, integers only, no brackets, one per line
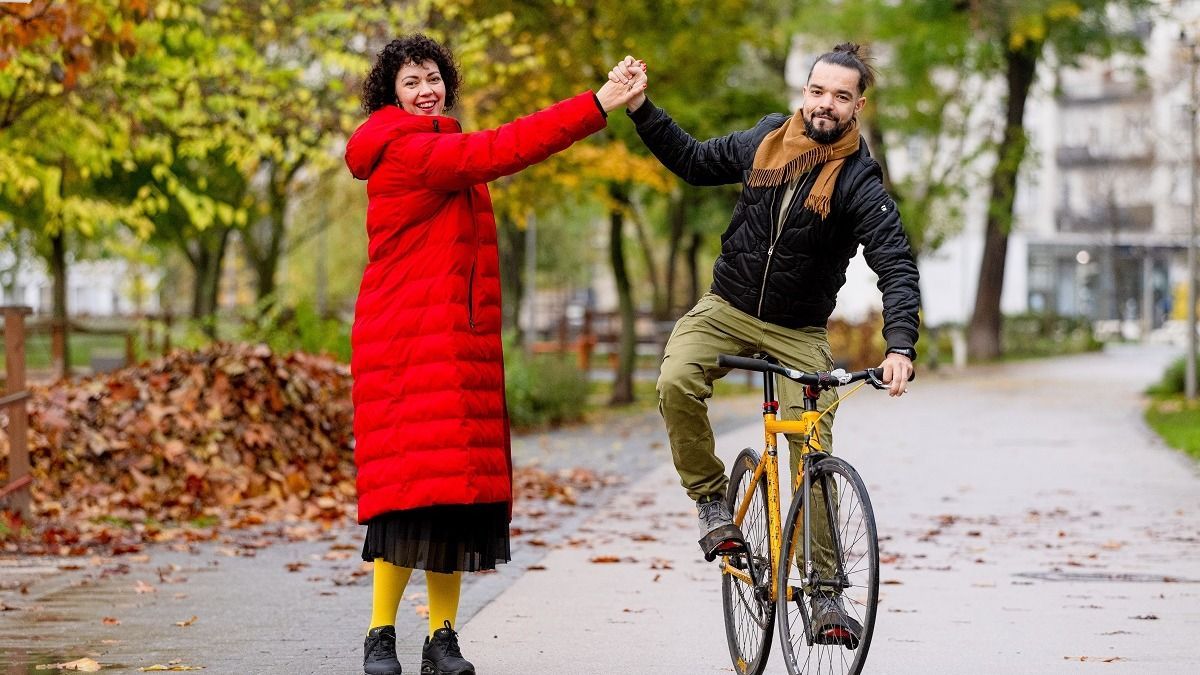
1131,614,1158,620
284,562,308,572
589,556,621,564
414,604,430,618
174,616,198,627
35,658,102,671
133,580,156,594
138,665,204,671
102,616,120,625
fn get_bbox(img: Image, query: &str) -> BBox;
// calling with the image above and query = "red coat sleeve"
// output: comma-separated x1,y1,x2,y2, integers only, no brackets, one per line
393,91,606,192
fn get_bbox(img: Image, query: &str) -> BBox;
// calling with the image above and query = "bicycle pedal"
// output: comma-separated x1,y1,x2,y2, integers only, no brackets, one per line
699,526,747,562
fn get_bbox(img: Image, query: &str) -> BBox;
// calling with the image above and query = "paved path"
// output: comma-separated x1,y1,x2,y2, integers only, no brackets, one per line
3,345,1198,673
0,382,750,674
459,344,1200,674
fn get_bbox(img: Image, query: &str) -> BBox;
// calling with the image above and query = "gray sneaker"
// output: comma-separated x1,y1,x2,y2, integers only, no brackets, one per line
697,494,745,561
810,592,862,649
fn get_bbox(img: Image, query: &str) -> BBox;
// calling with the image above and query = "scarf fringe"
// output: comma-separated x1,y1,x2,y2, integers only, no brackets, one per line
803,192,832,220
746,143,834,189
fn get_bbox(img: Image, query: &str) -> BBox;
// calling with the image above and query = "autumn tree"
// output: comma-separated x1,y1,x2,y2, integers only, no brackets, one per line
964,0,1152,360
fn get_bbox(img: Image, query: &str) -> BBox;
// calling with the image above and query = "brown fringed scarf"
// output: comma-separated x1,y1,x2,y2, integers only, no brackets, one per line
747,116,860,220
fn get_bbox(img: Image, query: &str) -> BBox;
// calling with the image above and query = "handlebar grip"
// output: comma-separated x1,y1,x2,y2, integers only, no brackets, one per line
868,366,916,383
717,354,773,373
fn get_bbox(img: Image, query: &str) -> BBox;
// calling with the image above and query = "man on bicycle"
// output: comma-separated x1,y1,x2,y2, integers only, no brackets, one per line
611,43,919,645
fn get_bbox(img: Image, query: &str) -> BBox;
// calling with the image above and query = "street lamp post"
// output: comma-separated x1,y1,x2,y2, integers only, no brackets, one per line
1188,35,1198,401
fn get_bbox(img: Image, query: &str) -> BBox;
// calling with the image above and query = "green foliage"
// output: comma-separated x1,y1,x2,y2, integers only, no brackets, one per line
238,298,351,362
1146,358,1200,396
1000,313,1101,359
1144,398,1200,461
503,336,590,429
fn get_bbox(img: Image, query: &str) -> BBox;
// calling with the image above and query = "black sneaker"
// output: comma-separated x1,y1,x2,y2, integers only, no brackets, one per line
421,620,475,675
697,494,746,561
810,593,862,649
364,625,402,675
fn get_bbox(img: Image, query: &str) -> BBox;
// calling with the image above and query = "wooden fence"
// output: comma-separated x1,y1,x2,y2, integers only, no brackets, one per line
530,309,677,372
1,306,32,521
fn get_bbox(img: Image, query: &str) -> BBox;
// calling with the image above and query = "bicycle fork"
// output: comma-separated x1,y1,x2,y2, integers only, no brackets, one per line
724,444,783,602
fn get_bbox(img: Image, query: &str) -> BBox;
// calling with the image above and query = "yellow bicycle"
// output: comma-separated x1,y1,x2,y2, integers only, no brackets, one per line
715,353,897,675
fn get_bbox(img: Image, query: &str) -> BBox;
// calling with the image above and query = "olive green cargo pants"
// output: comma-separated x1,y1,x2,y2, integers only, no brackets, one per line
658,292,840,575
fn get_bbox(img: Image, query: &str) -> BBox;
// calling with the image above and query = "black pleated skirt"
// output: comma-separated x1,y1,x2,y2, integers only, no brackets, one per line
360,502,511,574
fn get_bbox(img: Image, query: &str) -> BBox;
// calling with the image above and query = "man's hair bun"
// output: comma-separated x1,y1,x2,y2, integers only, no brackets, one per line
833,42,863,57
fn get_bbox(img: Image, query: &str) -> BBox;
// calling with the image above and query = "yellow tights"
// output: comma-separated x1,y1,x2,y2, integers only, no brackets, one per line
369,558,462,636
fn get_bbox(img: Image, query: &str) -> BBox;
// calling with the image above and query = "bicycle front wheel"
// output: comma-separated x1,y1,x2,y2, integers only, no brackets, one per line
777,456,879,675
721,448,775,675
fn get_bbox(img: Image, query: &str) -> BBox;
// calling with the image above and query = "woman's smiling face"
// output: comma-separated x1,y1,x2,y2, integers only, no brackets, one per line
395,60,446,116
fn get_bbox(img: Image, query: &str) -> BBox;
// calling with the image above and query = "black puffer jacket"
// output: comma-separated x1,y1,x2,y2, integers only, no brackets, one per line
629,99,920,354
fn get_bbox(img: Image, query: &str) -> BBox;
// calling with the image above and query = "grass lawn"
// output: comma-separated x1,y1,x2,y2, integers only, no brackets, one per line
585,375,761,419
1144,396,1200,461
1,333,134,373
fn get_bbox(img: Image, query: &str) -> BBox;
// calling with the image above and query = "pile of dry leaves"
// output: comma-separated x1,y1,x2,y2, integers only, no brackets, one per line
1,343,617,556
1,343,356,554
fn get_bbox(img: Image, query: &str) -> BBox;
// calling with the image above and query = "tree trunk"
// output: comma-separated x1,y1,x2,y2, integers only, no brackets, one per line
686,228,703,305
252,201,284,304
663,189,687,317
49,229,69,379
189,226,232,338
862,109,895,197
243,162,298,309
967,43,1039,361
629,200,664,318
608,186,636,406
497,215,525,339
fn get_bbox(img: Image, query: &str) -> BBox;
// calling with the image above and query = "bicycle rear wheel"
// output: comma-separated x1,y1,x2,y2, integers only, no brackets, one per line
721,448,775,675
777,456,878,675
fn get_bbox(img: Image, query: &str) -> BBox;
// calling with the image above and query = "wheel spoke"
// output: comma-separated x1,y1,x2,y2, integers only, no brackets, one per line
778,459,877,675
721,450,774,675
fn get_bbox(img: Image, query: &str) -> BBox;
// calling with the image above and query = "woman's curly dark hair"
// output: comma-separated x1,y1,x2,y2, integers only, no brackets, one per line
360,33,461,115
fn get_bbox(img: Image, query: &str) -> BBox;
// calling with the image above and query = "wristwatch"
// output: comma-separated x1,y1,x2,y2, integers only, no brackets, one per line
886,346,917,361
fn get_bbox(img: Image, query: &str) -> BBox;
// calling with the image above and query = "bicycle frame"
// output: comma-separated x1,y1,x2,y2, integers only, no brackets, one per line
724,368,826,603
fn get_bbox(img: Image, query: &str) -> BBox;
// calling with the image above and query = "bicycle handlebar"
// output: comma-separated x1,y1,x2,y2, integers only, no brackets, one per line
717,354,913,390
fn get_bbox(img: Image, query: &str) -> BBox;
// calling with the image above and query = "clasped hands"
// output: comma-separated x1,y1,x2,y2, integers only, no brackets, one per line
595,55,648,113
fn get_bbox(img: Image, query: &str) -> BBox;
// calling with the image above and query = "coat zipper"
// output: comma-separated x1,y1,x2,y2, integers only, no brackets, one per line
466,188,478,331
756,168,818,317
438,116,478,331
467,257,477,330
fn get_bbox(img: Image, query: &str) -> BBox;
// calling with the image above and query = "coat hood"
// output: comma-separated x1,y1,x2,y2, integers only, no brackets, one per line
344,106,462,180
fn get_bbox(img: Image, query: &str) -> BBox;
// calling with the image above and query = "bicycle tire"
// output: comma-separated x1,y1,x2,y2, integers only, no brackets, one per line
720,448,775,675
777,456,879,675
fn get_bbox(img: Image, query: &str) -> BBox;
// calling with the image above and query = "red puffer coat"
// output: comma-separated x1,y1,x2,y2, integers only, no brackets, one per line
345,92,606,523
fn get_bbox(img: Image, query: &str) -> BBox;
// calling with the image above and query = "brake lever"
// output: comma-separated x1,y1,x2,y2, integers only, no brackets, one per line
866,369,888,390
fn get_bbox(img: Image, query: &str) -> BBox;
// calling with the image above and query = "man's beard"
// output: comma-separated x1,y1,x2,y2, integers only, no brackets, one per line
803,112,848,144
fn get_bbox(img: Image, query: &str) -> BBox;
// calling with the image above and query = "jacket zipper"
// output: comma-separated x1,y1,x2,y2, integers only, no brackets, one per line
756,168,818,317
756,187,780,317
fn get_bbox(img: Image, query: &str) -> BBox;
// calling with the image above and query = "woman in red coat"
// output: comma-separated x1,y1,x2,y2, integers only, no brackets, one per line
345,34,645,675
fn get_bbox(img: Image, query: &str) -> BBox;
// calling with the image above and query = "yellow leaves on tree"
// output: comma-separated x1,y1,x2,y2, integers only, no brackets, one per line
1008,2,1084,51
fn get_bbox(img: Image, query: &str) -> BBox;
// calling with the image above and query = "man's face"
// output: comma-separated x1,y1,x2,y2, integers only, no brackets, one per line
801,61,866,144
